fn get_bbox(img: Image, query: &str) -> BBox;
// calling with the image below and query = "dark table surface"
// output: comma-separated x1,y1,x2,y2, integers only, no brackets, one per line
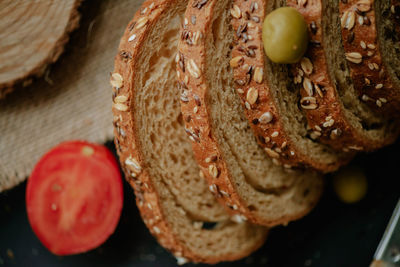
1,141,399,267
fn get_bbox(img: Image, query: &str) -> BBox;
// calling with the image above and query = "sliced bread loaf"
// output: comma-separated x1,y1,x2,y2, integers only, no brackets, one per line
178,0,323,227
286,0,400,152
339,0,400,114
230,0,353,172
111,0,267,263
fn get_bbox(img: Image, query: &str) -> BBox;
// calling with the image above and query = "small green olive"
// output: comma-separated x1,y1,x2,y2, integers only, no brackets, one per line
262,7,309,64
333,166,367,204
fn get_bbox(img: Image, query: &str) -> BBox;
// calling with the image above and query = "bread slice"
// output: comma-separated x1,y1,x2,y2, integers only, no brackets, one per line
338,0,400,114
177,0,323,227
285,0,400,152
111,0,267,264
230,0,353,172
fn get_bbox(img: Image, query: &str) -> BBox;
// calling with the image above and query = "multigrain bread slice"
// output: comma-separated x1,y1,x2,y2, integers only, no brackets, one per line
339,0,400,114
286,0,400,152
230,0,353,172
177,0,323,227
111,0,267,264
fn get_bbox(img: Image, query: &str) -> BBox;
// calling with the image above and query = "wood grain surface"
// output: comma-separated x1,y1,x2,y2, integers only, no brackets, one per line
0,0,81,98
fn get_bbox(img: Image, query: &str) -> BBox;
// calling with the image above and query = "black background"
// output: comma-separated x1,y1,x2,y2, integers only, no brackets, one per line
0,141,399,267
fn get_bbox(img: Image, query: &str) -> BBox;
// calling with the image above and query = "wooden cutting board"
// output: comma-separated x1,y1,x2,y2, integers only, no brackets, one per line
0,0,144,192
0,0,81,98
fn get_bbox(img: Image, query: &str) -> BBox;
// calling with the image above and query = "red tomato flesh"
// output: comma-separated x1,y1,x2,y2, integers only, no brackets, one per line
26,141,123,255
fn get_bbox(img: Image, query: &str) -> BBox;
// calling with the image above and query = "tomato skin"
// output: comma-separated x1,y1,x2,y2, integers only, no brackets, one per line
26,141,123,255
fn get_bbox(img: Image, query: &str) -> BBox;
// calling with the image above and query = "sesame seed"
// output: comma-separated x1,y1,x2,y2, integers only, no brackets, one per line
360,41,366,49
176,257,189,266
231,214,247,223
271,131,279,137
128,34,137,42
361,94,371,101
209,184,217,193
259,112,273,124
375,83,383,89
358,15,364,25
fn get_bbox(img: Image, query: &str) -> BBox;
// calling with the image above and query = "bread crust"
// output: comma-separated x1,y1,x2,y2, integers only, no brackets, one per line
286,0,399,152
178,0,323,226
112,0,267,263
230,0,353,171
340,0,400,114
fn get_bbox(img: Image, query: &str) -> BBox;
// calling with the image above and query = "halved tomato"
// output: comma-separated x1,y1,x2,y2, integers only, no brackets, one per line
26,141,123,255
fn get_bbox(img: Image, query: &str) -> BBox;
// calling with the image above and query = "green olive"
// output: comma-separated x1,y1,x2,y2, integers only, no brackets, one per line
262,7,309,64
333,166,367,204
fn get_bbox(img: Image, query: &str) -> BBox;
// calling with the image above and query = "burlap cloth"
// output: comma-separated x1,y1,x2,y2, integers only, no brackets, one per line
0,0,143,192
